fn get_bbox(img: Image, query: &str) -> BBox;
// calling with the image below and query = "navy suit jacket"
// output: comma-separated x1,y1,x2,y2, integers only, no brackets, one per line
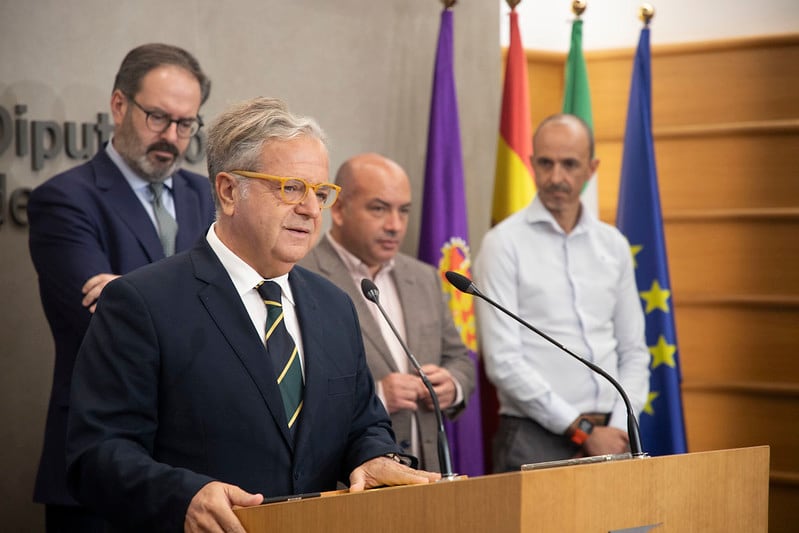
28,148,214,505
66,240,401,531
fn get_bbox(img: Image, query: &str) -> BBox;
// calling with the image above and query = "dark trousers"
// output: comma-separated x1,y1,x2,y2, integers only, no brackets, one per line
45,504,106,533
492,415,580,473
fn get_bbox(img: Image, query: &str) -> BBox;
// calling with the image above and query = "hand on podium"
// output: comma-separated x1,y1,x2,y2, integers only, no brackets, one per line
185,480,263,533
349,455,441,492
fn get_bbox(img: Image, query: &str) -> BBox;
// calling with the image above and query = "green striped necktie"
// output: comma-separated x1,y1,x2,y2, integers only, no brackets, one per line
256,280,304,435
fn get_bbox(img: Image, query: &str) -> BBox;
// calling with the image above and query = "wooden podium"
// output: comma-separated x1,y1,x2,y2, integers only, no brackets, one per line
234,446,769,532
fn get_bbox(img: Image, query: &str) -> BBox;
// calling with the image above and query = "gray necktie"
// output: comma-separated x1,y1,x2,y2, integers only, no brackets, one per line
148,182,178,256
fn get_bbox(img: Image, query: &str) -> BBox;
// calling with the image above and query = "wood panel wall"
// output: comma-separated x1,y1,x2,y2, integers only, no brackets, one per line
524,33,799,531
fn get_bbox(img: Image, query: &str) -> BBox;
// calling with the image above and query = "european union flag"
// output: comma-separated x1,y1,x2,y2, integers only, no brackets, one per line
616,26,687,456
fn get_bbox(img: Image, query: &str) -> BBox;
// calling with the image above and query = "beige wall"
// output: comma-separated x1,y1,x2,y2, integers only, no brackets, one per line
0,1,500,528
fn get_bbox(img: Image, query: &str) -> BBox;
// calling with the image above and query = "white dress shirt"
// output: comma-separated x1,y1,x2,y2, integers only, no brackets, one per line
206,224,305,378
475,196,649,435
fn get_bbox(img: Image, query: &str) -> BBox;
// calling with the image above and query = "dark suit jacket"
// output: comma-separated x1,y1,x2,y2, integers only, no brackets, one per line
28,148,214,505
66,240,401,531
299,236,476,471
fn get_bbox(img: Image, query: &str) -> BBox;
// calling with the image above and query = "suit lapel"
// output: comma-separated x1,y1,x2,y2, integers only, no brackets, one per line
172,171,205,251
192,241,294,449
286,269,323,453
310,239,398,372
392,256,429,364
92,150,164,261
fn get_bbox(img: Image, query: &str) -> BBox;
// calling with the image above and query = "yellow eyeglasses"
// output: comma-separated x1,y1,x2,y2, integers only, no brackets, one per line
232,170,341,208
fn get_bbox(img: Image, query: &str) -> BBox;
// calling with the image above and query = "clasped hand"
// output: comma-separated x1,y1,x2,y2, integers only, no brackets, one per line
381,364,456,414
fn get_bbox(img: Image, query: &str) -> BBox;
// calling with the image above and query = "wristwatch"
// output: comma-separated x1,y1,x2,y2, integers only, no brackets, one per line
385,453,403,463
569,417,595,446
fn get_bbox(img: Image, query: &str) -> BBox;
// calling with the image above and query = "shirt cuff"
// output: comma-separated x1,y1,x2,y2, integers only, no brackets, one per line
376,380,388,410
452,377,464,406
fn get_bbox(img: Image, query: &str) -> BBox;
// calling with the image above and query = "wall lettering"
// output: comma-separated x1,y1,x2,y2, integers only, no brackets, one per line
0,102,207,228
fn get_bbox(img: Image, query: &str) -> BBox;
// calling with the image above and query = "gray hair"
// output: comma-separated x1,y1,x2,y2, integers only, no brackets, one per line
113,43,211,104
205,97,327,208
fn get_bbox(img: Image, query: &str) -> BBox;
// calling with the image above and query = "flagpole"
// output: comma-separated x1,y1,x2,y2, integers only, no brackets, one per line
639,3,655,26
571,0,587,18
441,0,456,8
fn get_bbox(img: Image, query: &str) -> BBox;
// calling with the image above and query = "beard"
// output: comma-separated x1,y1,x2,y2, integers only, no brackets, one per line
114,114,185,183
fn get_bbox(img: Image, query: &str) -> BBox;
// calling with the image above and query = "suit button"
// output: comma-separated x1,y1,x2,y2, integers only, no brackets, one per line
399,440,411,450
294,471,301,480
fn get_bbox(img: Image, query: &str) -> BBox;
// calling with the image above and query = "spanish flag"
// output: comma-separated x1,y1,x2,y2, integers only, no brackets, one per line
492,7,534,226
482,5,533,473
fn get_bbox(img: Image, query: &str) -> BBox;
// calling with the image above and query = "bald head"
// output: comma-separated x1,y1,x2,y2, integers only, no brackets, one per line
530,113,599,234
533,113,594,159
330,153,412,276
335,153,408,200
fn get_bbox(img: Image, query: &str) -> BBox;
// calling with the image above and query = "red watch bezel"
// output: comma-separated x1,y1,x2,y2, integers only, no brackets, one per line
570,427,590,445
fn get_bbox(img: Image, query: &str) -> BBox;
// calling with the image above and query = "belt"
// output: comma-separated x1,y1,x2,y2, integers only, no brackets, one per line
499,412,610,426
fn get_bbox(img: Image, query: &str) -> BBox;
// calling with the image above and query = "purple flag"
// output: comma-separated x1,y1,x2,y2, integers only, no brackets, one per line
418,8,484,477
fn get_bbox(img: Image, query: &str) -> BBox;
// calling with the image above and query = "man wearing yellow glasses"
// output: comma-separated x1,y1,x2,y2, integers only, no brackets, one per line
66,97,439,532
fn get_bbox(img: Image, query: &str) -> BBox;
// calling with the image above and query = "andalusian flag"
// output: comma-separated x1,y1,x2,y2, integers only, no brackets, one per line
492,7,534,225
418,6,484,477
562,18,599,215
616,27,687,456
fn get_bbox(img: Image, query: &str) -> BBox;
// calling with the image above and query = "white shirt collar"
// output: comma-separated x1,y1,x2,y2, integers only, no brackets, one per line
525,194,595,236
205,224,294,304
325,232,395,279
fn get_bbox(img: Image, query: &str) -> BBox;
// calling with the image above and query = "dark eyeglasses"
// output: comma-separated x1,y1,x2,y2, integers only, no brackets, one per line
127,96,203,138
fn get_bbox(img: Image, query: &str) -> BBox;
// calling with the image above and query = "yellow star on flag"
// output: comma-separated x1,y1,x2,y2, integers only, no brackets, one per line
649,335,677,369
630,245,643,268
643,391,660,416
640,279,671,314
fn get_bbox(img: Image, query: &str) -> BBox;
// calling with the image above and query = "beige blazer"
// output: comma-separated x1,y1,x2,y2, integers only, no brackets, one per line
299,236,476,471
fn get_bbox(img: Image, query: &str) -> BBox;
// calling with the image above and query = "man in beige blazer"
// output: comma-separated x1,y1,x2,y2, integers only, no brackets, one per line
299,153,475,472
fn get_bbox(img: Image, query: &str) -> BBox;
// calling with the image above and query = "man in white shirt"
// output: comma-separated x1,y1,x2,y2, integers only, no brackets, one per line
300,153,476,472
475,114,650,470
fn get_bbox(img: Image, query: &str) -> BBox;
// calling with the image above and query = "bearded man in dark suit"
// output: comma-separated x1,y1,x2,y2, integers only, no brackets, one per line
28,43,214,533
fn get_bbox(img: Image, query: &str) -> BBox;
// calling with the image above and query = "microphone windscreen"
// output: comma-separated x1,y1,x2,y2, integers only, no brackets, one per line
445,271,474,294
360,278,379,302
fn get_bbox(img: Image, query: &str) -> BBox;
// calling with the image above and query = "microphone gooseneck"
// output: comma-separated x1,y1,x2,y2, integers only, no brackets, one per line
360,278,457,478
445,271,646,458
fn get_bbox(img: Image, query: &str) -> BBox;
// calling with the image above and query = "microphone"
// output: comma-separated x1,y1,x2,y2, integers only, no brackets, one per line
445,271,646,458
360,278,457,479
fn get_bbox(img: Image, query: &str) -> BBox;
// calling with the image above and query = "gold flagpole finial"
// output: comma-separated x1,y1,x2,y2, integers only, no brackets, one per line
506,0,522,9
571,1,587,18
639,3,655,26
441,0,457,9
